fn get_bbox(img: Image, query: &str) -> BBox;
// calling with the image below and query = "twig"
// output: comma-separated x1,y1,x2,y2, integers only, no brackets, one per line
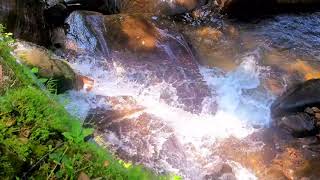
22,142,64,180
47,146,69,180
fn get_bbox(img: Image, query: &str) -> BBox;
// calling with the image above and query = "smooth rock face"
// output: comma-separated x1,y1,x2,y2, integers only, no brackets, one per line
271,79,320,118
65,0,206,15
275,113,317,137
0,0,49,45
14,41,77,93
65,11,212,113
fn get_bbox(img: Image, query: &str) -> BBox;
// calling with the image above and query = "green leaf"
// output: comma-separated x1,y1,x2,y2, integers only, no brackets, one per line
31,67,39,74
82,128,94,138
39,78,48,83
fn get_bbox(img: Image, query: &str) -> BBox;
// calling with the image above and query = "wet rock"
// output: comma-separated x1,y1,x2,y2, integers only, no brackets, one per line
271,79,320,118
51,27,67,49
216,128,320,179
44,1,68,27
275,113,317,138
0,0,49,45
312,107,320,113
65,11,212,113
182,25,240,71
65,0,206,15
14,41,77,93
304,107,314,115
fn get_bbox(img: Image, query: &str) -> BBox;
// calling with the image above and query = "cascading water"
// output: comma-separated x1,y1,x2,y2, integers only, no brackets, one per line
57,8,320,180
62,48,275,179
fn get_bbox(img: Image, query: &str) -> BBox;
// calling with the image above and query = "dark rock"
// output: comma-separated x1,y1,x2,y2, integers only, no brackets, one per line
64,11,213,113
65,0,207,15
271,79,320,118
275,113,317,138
65,0,117,14
44,2,68,27
118,0,207,15
312,107,320,113
0,0,50,45
214,0,320,14
304,107,314,115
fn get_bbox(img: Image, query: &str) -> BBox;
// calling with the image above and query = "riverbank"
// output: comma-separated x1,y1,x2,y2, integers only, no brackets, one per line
0,25,172,179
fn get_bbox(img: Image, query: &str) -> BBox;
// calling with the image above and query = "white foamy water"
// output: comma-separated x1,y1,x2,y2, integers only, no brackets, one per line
64,52,274,179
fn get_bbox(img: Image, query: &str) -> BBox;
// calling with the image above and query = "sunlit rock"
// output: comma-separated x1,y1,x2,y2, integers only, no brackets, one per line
13,41,78,93
64,11,212,113
216,128,320,179
183,25,240,71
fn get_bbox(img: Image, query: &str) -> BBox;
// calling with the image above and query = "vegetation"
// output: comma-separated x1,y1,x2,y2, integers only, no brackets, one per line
0,25,173,179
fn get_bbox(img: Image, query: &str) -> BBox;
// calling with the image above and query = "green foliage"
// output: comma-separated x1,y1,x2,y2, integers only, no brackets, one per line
0,87,163,179
0,25,173,180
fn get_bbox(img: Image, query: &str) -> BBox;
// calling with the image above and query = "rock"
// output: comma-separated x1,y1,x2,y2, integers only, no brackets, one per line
44,2,68,27
275,113,317,138
304,107,314,115
216,128,320,179
271,79,320,118
0,0,49,45
14,41,77,93
64,11,212,113
51,27,67,49
312,107,320,113
182,25,240,71
315,113,320,120
65,0,207,15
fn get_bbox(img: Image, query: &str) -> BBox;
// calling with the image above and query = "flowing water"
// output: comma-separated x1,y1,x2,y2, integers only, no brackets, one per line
62,11,320,179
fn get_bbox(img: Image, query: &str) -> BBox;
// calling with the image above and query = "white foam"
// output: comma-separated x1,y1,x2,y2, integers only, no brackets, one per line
65,53,275,179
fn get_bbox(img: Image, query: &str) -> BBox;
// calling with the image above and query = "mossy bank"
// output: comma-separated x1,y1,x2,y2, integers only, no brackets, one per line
0,25,176,180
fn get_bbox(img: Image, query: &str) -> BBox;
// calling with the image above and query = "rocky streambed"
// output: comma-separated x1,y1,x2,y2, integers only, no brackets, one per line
2,0,320,179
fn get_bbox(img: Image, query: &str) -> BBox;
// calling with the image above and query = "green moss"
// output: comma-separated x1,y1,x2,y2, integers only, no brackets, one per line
0,87,162,179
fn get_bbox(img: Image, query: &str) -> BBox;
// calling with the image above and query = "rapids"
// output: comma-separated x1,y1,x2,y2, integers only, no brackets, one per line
62,11,320,180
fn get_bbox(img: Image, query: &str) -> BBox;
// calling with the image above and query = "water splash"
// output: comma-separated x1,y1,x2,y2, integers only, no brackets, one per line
65,52,274,179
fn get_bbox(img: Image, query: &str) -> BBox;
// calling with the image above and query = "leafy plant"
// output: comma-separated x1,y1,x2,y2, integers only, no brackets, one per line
0,24,176,180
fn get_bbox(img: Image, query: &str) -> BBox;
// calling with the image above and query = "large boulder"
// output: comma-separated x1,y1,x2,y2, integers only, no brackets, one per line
65,0,207,15
0,0,49,45
274,113,317,137
64,11,212,113
13,41,79,93
271,79,320,118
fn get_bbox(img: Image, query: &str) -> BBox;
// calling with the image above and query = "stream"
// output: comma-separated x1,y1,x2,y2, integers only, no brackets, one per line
62,10,320,180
